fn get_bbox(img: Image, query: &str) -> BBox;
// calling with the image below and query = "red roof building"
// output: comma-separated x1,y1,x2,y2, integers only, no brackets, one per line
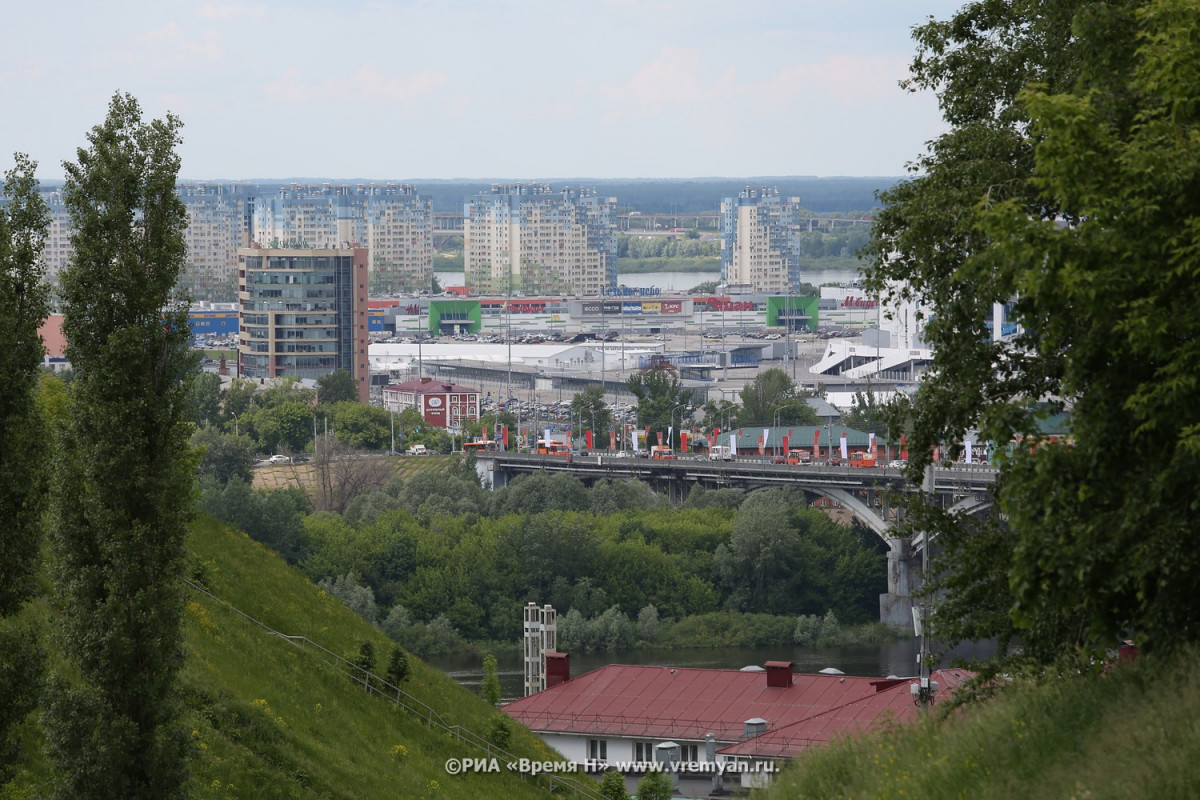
502,662,970,787
382,376,481,430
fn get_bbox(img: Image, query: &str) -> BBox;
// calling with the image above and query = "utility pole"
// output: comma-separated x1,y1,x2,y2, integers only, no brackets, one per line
913,465,938,712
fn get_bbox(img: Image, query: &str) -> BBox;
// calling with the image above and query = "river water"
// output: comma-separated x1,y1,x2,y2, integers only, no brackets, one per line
432,639,993,703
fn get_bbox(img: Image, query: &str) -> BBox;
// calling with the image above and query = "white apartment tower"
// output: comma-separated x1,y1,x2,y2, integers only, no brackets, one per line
179,183,247,302
464,184,616,296
251,183,432,295
720,187,804,294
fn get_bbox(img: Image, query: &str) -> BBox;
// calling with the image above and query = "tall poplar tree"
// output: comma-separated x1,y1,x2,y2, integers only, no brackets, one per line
0,153,50,614
0,153,51,783
45,92,195,799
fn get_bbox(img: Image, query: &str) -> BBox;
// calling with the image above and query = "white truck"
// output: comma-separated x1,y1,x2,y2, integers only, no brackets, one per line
708,446,733,461
406,444,429,456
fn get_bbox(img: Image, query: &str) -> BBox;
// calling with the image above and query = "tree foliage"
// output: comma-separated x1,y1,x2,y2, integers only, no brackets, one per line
868,0,1200,660
635,769,674,800
316,369,358,405
46,92,194,799
570,385,613,440
737,367,818,427
625,368,695,439
191,426,256,486
480,653,501,707
0,152,50,616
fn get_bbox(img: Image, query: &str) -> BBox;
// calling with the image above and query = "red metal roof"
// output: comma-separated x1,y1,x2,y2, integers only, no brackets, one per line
503,664,972,758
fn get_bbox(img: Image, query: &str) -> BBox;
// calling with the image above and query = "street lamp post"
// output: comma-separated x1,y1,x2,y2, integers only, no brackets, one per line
671,404,685,453
231,411,238,438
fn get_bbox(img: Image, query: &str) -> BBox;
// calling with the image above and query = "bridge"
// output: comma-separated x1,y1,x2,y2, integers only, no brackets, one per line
477,453,997,629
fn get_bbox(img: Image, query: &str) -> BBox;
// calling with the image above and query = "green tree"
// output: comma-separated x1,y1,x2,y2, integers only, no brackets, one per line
46,92,194,799
317,369,358,405
864,1,1200,662
838,388,891,436
971,0,1200,655
187,370,223,429
221,377,257,432
738,367,817,427
570,385,613,442
490,472,589,516
480,652,501,707
244,399,314,454
191,426,256,486
384,646,410,689
598,771,629,800
626,368,695,441
350,640,377,691
329,400,392,450
635,769,673,800
0,151,50,785
700,398,740,433
0,153,50,615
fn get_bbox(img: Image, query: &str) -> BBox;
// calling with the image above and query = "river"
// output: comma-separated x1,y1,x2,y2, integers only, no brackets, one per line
435,266,863,294
431,639,994,703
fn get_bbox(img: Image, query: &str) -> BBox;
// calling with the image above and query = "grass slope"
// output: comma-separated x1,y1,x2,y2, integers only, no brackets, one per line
252,454,456,492
761,648,1200,800
181,514,582,800
5,514,587,800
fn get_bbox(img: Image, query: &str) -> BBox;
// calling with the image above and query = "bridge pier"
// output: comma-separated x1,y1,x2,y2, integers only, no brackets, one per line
880,536,914,630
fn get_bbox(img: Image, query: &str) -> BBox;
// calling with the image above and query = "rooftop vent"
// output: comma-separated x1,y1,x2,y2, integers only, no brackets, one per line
743,718,768,740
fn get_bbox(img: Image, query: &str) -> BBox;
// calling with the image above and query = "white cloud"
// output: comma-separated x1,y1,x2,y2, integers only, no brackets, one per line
264,63,449,106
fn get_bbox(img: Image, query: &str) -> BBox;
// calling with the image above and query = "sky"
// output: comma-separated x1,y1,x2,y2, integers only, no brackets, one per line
2,1,966,182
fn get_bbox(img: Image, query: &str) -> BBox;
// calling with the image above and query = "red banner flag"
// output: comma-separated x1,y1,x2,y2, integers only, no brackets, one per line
502,425,509,447
585,430,593,450
657,431,664,446
782,433,790,457
680,431,689,452
713,426,720,443
609,430,616,451
900,434,908,461
757,434,765,456
813,428,821,458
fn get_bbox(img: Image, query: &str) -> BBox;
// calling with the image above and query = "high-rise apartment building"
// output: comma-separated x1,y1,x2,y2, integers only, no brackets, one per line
720,187,804,294
41,192,74,287
251,183,432,295
362,184,433,295
464,184,616,296
180,183,248,302
237,246,370,402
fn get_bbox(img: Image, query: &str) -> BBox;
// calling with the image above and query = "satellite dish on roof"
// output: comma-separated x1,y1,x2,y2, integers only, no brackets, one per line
819,667,845,675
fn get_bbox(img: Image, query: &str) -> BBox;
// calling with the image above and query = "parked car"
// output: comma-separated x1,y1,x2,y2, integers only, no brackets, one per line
268,454,290,464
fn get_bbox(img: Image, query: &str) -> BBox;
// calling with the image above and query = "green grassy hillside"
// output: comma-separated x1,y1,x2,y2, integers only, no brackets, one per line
7,515,596,800
761,647,1200,800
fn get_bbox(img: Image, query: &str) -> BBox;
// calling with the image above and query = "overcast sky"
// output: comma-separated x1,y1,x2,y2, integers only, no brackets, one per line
3,1,965,182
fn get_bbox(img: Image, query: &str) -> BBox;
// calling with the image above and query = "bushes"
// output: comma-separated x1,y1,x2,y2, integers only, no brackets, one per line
557,607,636,653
